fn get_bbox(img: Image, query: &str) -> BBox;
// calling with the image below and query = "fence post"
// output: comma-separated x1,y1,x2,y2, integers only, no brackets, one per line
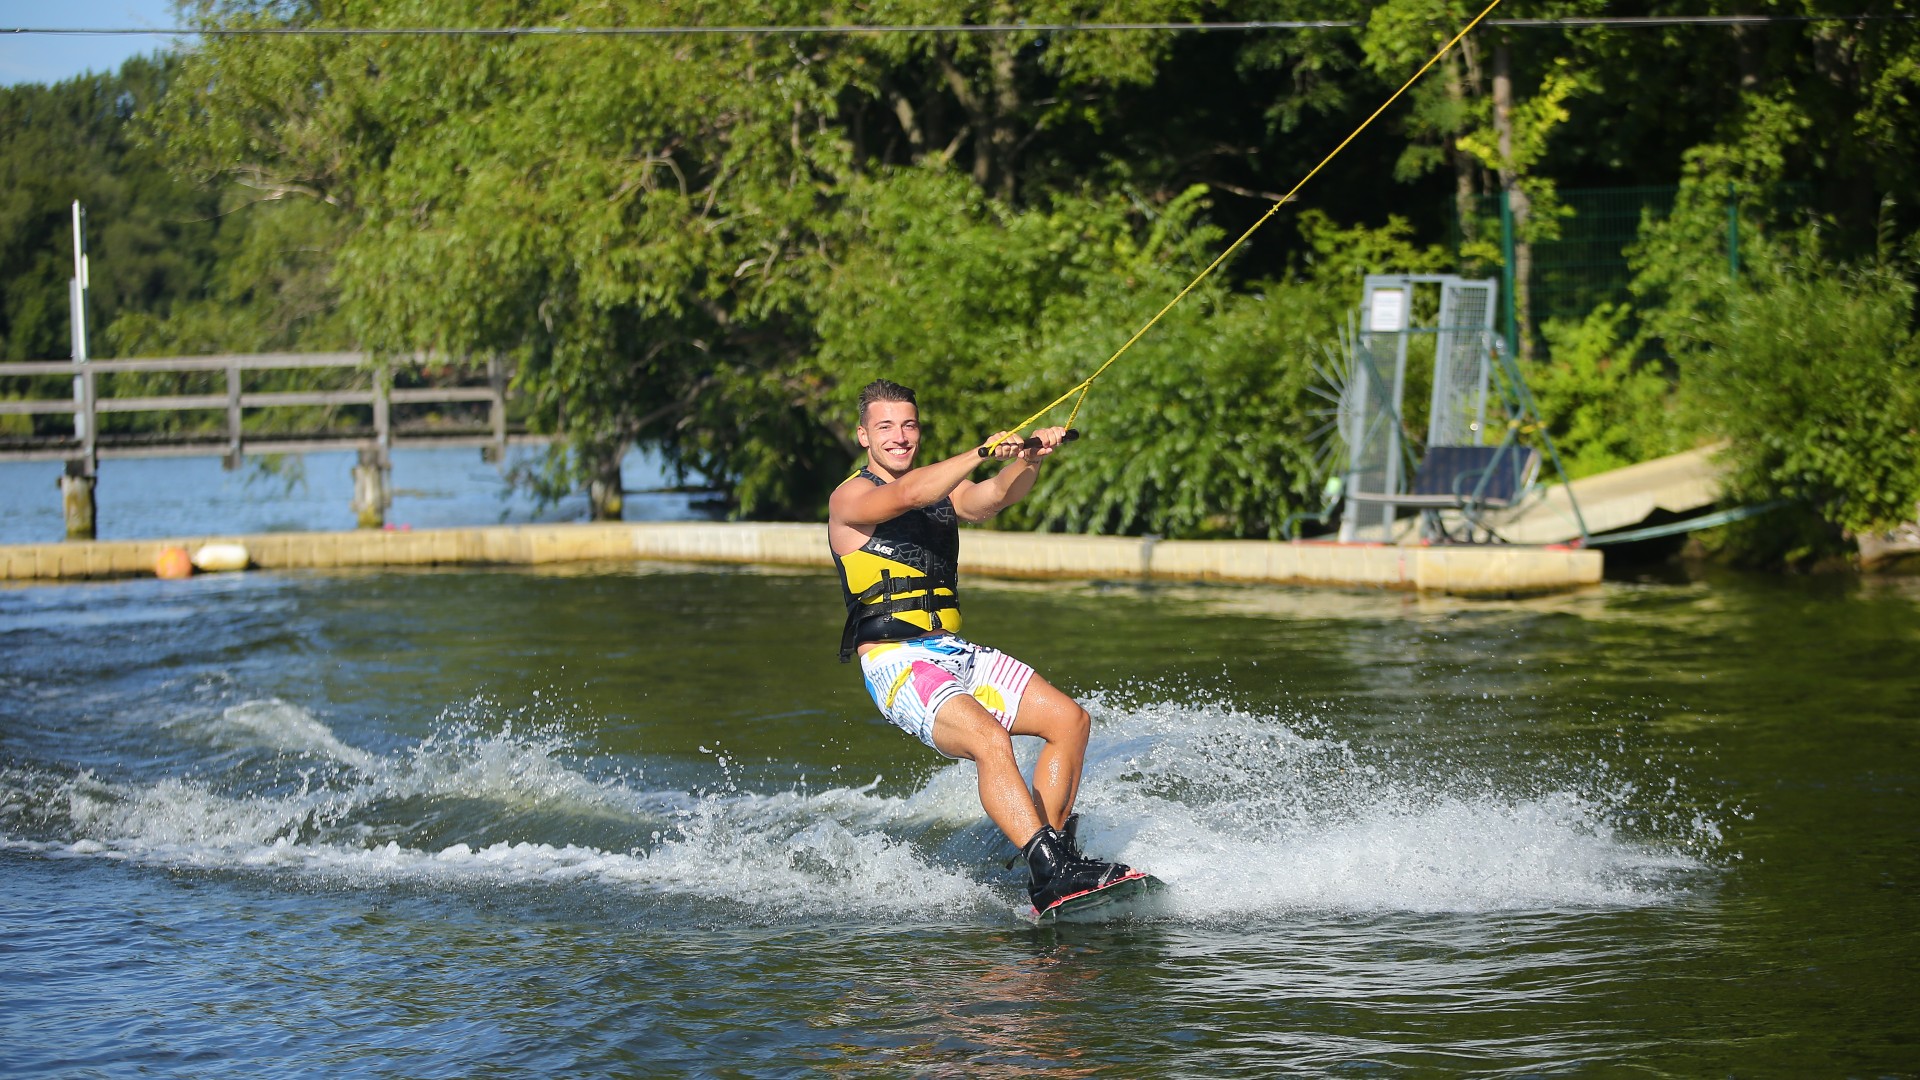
67,353,99,539
352,361,393,528
373,360,391,463
60,458,95,540
66,200,98,539
485,354,507,464
1498,190,1519,361
224,358,243,470
79,360,96,475
351,446,388,529
1726,183,1740,277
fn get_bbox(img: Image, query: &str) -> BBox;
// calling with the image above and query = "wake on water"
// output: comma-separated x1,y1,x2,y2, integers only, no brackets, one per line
0,690,1721,924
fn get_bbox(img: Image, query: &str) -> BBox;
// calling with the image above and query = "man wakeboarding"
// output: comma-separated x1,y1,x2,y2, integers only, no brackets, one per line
828,379,1145,919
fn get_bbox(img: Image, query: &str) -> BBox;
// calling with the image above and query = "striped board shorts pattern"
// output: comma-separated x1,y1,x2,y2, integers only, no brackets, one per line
856,634,1036,756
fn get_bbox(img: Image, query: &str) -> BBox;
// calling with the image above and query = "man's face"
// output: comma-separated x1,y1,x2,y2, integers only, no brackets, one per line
858,400,920,474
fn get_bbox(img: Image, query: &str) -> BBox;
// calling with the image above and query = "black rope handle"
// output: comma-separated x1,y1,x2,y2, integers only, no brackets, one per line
977,429,1080,458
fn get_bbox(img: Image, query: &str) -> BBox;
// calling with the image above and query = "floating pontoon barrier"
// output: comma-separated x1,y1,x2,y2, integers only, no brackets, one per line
1,522,1601,597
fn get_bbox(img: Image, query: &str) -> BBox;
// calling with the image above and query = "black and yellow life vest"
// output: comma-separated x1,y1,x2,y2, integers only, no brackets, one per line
834,466,963,662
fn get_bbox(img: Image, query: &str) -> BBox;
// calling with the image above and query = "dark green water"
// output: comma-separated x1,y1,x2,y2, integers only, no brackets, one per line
2,562,1915,1076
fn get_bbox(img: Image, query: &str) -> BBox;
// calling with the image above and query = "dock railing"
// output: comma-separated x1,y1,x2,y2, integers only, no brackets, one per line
0,351,538,535
0,351,527,467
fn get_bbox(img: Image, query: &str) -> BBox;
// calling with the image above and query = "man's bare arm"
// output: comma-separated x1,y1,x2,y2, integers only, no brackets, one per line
950,427,1069,522
831,433,1019,528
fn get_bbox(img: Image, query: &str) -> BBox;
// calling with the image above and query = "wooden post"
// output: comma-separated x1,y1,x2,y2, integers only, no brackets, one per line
60,458,95,540
352,363,394,528
224,357,243,470
373,360,391,467
485,354,507,464
71,352,99,539
351,445,388,529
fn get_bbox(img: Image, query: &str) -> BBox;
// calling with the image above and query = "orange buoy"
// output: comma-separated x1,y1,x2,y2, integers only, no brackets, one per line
154,546,194,580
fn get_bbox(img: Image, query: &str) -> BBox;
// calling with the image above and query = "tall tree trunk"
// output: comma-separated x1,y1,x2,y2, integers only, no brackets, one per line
587,442,626,521
1731,22,1763,92
888,88,926,156
936,32,1023,201
985,33,1021,202
1492,38,1535,361
1444,49,1482,249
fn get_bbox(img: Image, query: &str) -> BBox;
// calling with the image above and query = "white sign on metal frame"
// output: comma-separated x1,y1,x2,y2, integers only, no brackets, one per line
1367,287,1407,334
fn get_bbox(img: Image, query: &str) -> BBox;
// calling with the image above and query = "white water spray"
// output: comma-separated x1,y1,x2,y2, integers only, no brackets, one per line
1,691,1715,922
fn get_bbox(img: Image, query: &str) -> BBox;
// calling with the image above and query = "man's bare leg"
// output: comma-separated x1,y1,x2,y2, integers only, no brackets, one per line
1008,674,1091,831
931,694,1045,847
935,685,1130,911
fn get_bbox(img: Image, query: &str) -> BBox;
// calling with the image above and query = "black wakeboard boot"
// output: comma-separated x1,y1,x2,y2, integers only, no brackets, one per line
1003,813,1088,870
1022,825,1133,914
1061,812,1086,860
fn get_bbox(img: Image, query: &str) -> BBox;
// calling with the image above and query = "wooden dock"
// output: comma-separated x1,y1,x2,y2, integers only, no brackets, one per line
0,350,558,535
0,522,1602,596
0,352,529,464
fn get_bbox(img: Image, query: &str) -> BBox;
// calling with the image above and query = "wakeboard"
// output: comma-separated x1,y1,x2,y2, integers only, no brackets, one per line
1025,870,1166,925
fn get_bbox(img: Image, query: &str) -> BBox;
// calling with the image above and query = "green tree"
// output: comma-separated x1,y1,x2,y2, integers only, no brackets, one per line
131,0,1920,546
0,55,220,364
1528,303,1678,479
146,0,1281,520
108,194,348,355
1678,260,1920,564
831,0,1203,201
150,0,850,512
809,170,1340,537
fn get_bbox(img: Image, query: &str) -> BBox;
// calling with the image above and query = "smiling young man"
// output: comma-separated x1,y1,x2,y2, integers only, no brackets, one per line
827,378,1135,915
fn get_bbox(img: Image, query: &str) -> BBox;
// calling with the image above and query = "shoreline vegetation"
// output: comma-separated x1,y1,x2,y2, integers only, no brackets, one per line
3,3,1917,571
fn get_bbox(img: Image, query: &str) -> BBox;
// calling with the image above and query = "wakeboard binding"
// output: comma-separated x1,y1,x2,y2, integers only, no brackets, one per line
1021,823,1150,920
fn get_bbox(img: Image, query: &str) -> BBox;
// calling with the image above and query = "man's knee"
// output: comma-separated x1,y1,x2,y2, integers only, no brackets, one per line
1031,702,1091,746
933,695,1015,760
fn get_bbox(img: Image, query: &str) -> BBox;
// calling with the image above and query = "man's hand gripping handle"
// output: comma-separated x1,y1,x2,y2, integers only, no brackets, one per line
976,429,1080,458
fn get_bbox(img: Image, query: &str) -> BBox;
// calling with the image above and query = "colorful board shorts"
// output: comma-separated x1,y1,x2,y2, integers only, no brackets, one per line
858,634,1036,756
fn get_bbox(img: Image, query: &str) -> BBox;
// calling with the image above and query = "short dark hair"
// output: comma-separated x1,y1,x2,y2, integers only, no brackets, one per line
857,379,916,424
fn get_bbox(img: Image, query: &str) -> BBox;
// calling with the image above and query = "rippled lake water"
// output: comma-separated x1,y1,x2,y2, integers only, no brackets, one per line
2,522,1917,1074
0,445,712,544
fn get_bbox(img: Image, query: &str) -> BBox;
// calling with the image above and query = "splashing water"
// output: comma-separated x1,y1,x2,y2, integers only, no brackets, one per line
0,690,1714,924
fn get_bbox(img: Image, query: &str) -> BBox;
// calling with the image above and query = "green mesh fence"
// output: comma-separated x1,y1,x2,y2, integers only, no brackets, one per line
1462,185,1678,353
1527,185,1678,327
1463,183,1809,360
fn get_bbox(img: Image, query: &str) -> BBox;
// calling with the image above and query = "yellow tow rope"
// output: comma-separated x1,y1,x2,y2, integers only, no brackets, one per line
986,0,1507,454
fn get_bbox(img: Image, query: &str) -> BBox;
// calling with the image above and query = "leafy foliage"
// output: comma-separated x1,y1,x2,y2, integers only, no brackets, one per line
1678,262,1920,561
1,1,1916,561
1528,304,1679,479
0,56,220,363
108,195,348,355
812,171,1337,536
1626,91,1812,358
